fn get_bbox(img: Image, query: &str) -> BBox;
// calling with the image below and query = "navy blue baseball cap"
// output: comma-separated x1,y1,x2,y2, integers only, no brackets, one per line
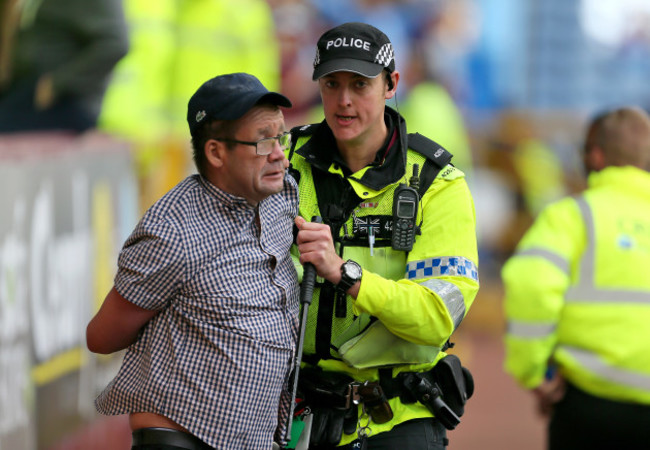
312,22,395,80
187,73,292,136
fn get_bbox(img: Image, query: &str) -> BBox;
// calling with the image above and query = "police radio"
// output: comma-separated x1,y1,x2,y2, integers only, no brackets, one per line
391,164,421,252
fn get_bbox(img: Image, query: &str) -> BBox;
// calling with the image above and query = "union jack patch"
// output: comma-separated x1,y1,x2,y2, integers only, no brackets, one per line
358,202,378,208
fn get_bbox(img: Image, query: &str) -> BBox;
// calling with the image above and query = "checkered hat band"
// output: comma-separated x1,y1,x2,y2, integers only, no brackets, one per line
314,48,320,66
375,43,394,67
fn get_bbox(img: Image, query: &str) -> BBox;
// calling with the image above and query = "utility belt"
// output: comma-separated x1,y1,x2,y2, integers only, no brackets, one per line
295,355,474,447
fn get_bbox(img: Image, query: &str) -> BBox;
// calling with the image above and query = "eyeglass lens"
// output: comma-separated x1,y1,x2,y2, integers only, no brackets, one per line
257,133,291,155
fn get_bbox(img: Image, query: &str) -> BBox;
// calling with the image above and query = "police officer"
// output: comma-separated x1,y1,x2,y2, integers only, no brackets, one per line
502,106,650,449
289,22,479,449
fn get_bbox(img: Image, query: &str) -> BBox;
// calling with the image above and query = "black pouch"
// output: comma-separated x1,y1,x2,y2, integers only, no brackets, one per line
430,354,474,417
297,367,356,446
357,382,393,424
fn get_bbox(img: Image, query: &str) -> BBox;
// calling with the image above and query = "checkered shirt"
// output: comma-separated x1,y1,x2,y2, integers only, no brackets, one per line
95,174,300,449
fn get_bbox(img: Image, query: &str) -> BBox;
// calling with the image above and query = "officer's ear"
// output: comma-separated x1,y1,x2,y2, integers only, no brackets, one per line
386,73,394,91
385,71,399,100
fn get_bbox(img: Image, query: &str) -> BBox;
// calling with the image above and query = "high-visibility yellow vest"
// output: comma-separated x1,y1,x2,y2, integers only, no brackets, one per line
503,166,650,404
169,0,281,137
99,0,281,209
287,114,480,445
101,0,280,140
511,137,566,216
99,0,177,142
400,81,474,179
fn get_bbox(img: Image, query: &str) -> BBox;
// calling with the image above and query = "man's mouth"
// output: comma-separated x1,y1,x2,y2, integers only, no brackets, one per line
263,167,285,178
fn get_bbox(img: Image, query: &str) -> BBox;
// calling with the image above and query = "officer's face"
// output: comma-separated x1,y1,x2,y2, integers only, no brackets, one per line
318,71,389,148
210,105,289,206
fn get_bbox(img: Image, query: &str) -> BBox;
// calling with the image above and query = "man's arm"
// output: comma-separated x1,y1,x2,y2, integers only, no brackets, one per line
502,197,583,388
86,286,158,354
47,0,129,102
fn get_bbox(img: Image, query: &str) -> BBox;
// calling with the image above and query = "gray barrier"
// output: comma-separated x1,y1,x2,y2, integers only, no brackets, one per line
0,132,138,449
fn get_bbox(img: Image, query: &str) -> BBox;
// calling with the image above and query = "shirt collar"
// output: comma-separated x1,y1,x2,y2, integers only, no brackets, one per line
197,175,255,210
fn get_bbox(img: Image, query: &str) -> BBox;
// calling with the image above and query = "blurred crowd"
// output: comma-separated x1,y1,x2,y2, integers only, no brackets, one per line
4,3,650,448
2,0,650,283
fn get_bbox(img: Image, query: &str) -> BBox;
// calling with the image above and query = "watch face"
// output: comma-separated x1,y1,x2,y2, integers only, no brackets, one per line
344,261,362,279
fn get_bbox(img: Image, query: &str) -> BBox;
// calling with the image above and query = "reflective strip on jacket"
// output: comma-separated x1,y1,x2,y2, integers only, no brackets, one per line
503,166,650,404
287,119,479,445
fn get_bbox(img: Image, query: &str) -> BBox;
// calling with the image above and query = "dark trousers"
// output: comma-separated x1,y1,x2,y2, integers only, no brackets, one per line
314,418,448,450
0,78,97,133
549,383,650,450
131,428,214,450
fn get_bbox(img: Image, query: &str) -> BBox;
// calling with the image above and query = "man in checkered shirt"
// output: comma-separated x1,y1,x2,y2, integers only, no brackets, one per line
87,73,300,449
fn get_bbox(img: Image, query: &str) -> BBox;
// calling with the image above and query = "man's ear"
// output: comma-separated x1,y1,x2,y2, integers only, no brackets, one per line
205,138,226,169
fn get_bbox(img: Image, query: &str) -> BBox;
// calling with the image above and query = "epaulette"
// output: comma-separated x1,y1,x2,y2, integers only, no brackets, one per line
290,123,318,139
408,133,453,169
407,133,455,197
288,123,319,162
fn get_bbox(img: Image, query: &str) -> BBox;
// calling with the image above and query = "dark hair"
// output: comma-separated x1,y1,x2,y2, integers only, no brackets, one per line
191,119,237,176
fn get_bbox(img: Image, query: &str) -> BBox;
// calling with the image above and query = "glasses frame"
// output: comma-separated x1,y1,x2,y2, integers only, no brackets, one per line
215,131,291,156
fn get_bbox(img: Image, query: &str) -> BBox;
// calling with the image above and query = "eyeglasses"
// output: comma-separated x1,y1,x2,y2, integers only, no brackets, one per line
215,131,292,156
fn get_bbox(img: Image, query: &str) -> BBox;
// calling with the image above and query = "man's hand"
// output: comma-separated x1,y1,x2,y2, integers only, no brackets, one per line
35,74,55,110
295,216,343,284
531,372,566,417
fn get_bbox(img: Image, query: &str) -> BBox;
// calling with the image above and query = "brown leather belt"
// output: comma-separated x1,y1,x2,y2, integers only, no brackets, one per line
131,427,213,449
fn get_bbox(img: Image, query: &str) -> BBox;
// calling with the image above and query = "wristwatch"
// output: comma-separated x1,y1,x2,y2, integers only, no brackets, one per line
336,260,363,293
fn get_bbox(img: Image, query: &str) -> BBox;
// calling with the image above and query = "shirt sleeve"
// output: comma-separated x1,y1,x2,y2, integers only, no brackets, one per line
114,211,186,310
353,168,480,348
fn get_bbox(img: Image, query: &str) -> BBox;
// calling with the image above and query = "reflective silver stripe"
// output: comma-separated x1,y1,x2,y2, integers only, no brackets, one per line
566,287,650,304
507,320,556,339
561,345,650,391
575,196,595,288
419,278,465,329
405,256,478,282
515,248,570,275
565,196,650,304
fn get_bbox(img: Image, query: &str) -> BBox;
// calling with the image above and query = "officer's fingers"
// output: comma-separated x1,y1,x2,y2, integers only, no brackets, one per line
296,224,331,246
294,216,306,228
297,244,321,267
297,237,325,258
296,217,328,233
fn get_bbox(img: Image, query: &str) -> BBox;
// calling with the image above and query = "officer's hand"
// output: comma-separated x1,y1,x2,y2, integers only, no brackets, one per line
295,216,343,283
531,374,565,417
